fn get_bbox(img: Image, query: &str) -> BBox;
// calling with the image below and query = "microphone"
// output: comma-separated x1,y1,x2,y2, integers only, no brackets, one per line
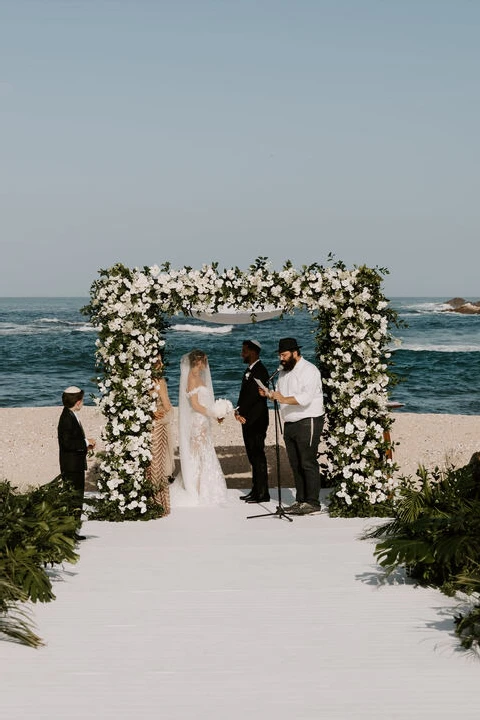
268,366,282,383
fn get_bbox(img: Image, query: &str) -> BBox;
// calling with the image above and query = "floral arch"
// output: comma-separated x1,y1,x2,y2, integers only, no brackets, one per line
83,257,401,521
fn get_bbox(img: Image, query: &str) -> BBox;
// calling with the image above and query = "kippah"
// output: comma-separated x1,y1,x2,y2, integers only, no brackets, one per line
64,386,82,393
247,339,261,350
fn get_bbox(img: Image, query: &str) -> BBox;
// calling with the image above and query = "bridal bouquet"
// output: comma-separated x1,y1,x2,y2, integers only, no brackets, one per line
213,398,233,420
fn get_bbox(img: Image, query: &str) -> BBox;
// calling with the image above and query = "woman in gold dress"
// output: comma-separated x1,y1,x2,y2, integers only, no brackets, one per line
147,354,175,514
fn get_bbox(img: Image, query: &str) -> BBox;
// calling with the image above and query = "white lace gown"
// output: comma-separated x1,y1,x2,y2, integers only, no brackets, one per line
170,385,228,507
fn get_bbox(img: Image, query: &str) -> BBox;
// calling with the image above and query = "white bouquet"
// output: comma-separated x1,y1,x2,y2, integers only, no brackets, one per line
213,398,233,420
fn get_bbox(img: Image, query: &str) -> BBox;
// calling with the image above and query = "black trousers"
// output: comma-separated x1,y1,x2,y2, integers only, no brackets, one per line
283,415,324,505
242,422,269,499
61,470,85,525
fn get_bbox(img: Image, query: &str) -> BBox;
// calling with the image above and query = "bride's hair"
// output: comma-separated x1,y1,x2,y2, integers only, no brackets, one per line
188,349,208,367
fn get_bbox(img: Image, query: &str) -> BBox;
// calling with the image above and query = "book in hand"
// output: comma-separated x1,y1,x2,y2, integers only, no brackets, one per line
254,378,269,394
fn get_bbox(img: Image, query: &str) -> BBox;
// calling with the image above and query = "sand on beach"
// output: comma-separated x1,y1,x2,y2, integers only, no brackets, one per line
1,406,479,493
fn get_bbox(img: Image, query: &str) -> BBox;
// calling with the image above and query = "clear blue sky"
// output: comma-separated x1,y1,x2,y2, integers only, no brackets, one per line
1,0,479,297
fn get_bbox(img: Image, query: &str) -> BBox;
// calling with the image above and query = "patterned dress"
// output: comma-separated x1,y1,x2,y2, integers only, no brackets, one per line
147,378,174,514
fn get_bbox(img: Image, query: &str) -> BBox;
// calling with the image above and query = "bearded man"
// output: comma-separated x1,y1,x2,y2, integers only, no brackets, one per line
269,338,325,515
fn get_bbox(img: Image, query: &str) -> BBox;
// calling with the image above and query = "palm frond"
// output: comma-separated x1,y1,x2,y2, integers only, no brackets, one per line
0,579,43,648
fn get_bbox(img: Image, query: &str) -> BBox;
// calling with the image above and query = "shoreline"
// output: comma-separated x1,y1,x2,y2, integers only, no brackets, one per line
1,407,479,492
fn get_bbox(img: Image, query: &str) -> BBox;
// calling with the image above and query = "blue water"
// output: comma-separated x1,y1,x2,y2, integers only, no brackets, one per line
1,297,479,414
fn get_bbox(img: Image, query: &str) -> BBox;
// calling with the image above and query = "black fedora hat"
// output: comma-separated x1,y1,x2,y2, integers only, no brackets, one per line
278,337,301,353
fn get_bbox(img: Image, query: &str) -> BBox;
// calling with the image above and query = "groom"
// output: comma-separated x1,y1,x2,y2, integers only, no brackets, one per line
234,339,270,503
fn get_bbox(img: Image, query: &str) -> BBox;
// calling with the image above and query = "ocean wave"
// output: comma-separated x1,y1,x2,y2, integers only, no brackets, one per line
391,343,480,353
71,324,96,332
171,323,233,335
0,323,21,335
395,300,480,316
396,303,453,315
36,317,91,326
0,324,54,336
37,317,67,323
0,321,95,336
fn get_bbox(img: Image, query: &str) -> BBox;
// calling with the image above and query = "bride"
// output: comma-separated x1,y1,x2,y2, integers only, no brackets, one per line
170,349,228,506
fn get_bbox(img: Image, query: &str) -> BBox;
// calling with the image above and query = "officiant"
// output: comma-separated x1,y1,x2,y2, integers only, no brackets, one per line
234,339,271,504
268,337,325,515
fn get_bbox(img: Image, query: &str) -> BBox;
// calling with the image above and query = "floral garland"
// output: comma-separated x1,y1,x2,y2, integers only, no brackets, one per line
313,261,401,517
83,257,400,520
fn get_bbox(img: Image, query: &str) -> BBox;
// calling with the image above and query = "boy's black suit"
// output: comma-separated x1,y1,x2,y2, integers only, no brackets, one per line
58,407,88,513
236,360,270,500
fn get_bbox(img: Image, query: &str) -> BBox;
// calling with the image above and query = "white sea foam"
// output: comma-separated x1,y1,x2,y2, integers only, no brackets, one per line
398,303,453,315
37,317,88,326
171,323,233,335
390,342,480,352
72,324,96,332
0,320,95,335
0,323,54,335
397,299,480,315
0,323,23,335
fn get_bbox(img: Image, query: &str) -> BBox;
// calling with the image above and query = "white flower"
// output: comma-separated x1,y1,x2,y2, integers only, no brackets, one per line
213,398,233,419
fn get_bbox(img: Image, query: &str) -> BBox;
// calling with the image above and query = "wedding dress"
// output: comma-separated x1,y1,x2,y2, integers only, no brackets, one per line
169,353,228,507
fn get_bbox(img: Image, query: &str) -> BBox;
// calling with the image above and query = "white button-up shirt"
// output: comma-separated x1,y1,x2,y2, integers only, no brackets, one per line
276,356,324,422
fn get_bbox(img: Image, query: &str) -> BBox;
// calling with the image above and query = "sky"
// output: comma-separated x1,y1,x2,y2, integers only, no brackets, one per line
1,0,479,298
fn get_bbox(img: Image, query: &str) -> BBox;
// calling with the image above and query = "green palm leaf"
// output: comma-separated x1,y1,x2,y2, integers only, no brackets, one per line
0,579,43,648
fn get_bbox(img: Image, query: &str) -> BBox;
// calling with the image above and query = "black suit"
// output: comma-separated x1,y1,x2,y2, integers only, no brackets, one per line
57,407,88,516
237,360,270,499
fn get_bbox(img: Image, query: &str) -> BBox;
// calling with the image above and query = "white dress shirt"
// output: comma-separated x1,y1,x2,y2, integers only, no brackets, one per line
276,356,324,422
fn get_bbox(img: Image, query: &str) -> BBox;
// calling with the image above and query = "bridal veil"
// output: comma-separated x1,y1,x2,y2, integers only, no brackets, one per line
176,352,214,501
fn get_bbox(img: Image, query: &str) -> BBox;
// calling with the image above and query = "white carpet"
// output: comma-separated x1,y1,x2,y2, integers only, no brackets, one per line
1,489,479,720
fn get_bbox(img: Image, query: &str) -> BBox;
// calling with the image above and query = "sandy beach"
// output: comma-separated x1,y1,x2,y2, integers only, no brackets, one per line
1,406,479,492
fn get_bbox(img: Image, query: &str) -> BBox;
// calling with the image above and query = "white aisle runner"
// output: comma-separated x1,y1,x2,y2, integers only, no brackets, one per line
1,490,479,720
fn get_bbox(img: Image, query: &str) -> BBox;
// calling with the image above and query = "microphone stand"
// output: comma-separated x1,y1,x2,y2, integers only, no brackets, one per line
247,370,293,523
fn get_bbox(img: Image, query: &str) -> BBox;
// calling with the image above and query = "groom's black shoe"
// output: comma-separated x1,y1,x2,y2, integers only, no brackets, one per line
245,495,270,503
240,492,254,501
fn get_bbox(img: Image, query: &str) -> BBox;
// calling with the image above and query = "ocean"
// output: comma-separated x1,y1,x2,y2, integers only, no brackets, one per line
1,297,479,415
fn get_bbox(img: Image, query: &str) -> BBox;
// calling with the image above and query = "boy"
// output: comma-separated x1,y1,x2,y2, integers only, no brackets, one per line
57,386,96,540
